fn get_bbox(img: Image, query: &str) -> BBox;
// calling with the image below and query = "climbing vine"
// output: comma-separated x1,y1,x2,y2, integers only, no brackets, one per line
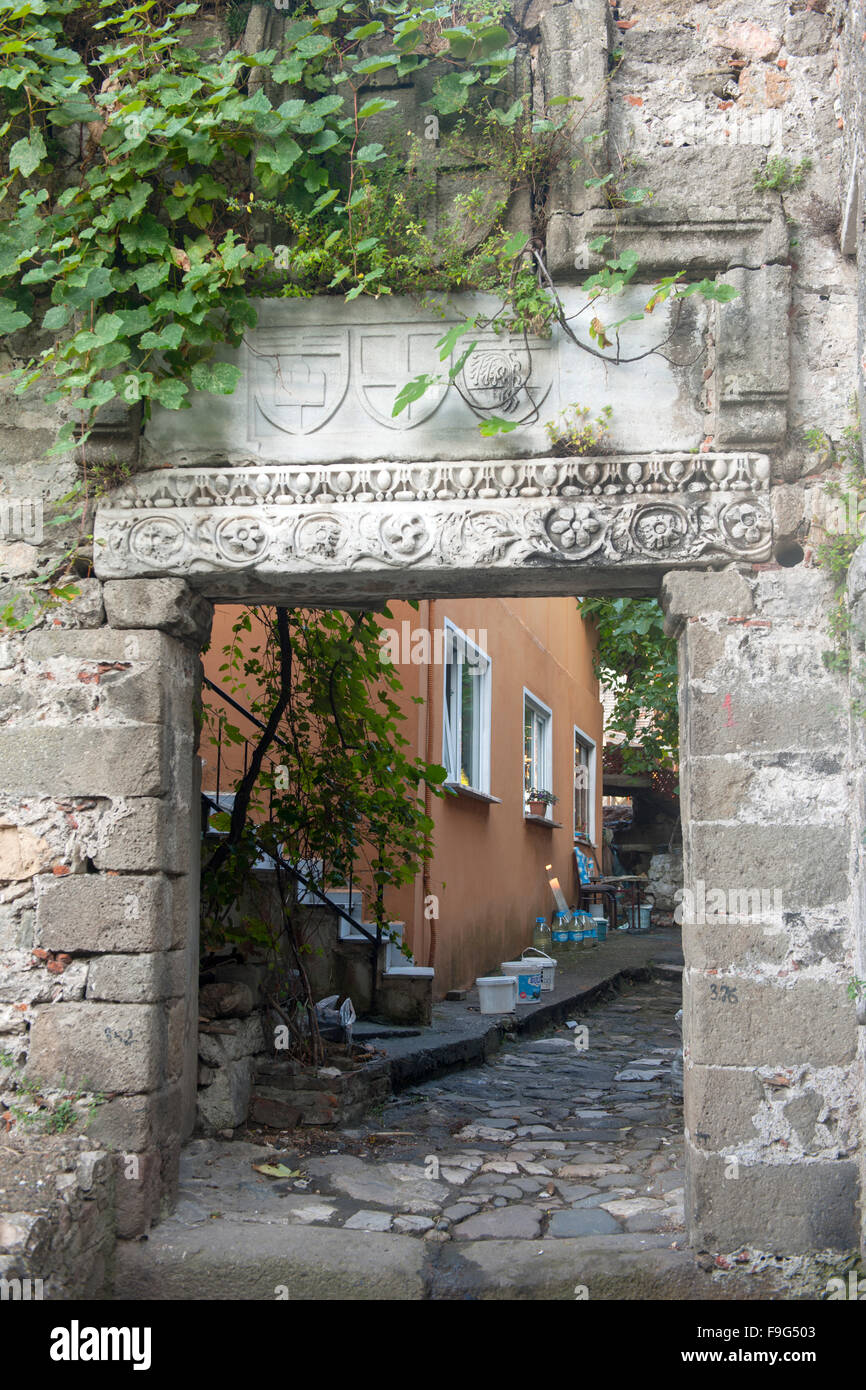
0,0,737,445
0,0,530,451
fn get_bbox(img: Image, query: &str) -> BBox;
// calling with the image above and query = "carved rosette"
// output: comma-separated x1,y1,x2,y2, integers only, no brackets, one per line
214,516,270,565
545,504,604,558
630,504,690,556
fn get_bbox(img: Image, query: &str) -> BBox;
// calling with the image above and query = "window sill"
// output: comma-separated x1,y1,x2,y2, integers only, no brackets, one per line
524,814,563,828
444,783,502,805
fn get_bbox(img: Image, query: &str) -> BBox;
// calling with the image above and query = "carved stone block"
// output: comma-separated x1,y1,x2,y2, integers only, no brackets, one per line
95,453,772,599
142,293,705,467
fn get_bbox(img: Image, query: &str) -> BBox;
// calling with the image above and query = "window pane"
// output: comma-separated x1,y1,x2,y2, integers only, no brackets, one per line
444,628,490,792
460,660,476,787
444,643,458,780
524,699,551,803
574,734,591,838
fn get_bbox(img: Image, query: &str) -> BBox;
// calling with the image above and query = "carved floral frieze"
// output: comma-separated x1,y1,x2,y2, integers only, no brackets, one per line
95,453,773,578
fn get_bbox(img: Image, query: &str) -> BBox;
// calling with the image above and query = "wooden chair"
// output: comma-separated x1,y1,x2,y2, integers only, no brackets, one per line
573,845,621,923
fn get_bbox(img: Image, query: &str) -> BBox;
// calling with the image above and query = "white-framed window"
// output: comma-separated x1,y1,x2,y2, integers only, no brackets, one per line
523,689,553,816
442,620,491,793
573,725,596,843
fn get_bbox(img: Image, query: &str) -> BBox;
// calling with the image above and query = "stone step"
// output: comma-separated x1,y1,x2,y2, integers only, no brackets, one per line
112,1220,791,1301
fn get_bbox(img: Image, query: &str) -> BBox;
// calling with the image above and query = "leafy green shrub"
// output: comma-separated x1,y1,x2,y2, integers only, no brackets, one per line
0,0,523,450
578,596,678,773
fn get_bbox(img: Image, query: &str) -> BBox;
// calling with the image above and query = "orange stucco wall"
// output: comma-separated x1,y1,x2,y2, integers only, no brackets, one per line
203,597,602,997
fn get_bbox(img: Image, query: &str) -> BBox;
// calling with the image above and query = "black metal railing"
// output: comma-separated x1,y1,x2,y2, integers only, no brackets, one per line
200,675,380,953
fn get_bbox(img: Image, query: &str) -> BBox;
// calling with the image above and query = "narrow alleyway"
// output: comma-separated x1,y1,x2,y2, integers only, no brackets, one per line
368,973,685,1241
117,973,700,1299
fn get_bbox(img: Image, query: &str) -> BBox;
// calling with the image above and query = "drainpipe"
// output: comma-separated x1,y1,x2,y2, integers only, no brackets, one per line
416,599,435,969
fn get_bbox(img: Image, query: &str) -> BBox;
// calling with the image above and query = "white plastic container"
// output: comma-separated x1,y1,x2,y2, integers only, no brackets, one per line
499,960,542,1001
476,975,518,1014
627,903,652,932
519,947,557,991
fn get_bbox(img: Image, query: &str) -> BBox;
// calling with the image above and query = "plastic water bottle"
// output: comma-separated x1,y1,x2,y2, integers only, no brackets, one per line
551,910,571,946
532,916,551,952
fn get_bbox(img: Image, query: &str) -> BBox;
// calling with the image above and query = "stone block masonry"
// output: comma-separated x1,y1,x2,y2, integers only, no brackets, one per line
663,567,860,1253
0,573,211,1246
250,1055,391,1130
0,1135,115,1299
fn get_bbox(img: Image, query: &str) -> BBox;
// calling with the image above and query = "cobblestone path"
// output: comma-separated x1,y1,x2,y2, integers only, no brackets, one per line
173,973,685,1247
371,972,685,1241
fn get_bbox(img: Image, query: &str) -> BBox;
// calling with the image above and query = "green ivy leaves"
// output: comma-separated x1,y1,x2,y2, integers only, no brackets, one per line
578,596,679,773
0,297,29,334
0,0,738,460
9,129,46,177
0,0,523,441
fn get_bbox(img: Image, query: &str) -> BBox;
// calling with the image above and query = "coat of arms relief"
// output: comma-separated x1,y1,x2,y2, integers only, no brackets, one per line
247,322,555,439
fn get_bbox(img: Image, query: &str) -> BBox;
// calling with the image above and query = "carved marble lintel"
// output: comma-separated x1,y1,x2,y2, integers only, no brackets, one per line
103,452,771,512
94,455,773,582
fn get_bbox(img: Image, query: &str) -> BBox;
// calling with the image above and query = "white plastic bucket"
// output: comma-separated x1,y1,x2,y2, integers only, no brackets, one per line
627,904,652,932
499,961,542,1001
476,975,518,1014
588,903,606,919
520,947,557,991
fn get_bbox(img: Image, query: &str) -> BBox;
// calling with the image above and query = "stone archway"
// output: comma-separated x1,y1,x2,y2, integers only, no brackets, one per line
79,418,858,1257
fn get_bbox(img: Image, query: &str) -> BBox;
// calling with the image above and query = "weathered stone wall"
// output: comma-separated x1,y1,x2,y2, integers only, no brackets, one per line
846,544,866,1257
837,0,866,1256
663,566,859,1253
603,0,856,480
604,0,864,1261
0,1135,115,1300
0,556,211,1242
837,0,865,457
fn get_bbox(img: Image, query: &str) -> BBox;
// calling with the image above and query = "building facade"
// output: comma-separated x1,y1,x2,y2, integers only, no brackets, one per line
204,596,603,996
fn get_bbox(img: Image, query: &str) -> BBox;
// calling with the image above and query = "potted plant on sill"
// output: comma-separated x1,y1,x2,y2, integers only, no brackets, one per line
526,788,558,818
